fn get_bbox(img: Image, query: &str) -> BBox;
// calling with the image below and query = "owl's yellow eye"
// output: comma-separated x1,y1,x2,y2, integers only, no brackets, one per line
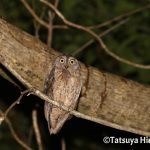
69,59,75,65
60,58,65,63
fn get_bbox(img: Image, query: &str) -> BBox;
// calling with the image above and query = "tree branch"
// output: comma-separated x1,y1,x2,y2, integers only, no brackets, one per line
88,4,150,29
32,110,44,150
1,19,150,137
6,118,33,150
2,90,29,122
72,18,129,56
20,0,49,28
0,111,33,150
47,0,59,48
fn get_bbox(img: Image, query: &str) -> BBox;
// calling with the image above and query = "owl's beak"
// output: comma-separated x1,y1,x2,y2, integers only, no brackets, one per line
65,64,68,69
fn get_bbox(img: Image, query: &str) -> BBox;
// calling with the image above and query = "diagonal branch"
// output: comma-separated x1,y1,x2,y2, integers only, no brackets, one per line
0,110,33,150
72,18,129,56
88,4,150,29
6,118,33,150
47,0,59,48
0,90,30,124
32,0,47,38
20,0,49,28
20,0,68,31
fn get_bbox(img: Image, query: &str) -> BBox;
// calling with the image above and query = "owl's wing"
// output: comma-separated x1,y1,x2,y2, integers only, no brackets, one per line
44,67,55,96
44,101,52,122
50,112,70,134
44,67,55,124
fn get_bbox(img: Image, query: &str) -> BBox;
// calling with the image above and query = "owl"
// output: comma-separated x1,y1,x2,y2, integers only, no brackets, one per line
44,55,82,134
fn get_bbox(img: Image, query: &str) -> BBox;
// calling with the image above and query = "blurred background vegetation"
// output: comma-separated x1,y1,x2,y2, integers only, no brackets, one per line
0,0,150,150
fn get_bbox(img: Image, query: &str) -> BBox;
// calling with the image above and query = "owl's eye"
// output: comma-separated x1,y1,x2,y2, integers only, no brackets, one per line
60,58,65,63
69,59,75,65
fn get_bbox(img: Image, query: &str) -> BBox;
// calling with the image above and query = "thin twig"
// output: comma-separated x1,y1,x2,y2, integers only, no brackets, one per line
0,60,33,89
40,0,150,70
88,4,150,29
32,0,47,38
0,90,30,124
6,118,33,150
53,25,68,29
61,138,66,150
21,0,67,31
27,126,33,146
72,18,129,56
0,111,33,150
21,0,49,28
47,11,53,48
32,110,44,150
52,4,150,30
47,0,59,48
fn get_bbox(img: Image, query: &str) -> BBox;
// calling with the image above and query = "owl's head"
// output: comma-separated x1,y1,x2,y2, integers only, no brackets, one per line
54,55,80,72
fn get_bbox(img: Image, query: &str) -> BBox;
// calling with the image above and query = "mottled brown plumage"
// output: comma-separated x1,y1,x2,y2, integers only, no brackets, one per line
44,55,82,134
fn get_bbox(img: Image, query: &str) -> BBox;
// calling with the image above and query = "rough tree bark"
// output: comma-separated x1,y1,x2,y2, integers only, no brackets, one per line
0,19,150,136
